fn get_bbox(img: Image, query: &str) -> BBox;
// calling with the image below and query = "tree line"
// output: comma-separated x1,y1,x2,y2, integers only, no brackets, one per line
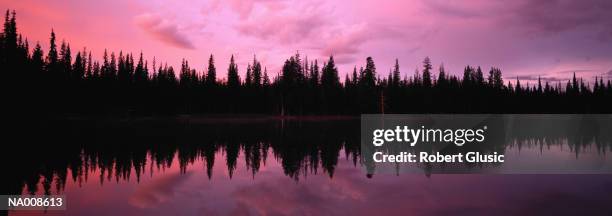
8,119,361,195
2,10,611,116
9,115,611,195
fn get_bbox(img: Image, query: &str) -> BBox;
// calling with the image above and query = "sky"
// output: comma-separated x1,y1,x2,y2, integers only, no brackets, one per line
2,0,612,84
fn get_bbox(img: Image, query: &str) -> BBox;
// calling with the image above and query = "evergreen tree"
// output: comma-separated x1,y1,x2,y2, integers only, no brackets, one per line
392,59,400,87
262,67,270,87
422,57,432,87
462,66,473,86
72,52,84,80
206,54,216,86
438,64,447,85
310,60,320,86
537,76,543,94
475,66,484,86
85,51,92,78
245,64,252,87
109,52,117,79
59,41,72,79
46,30,58,71
227,55,240,88
321,56,340,88
487,67,503,89
571,72,579,94
2,10,610,116
252,56,262,87
134,52,147,84
31,43,44,73
362,57,377,87
351,66,358,86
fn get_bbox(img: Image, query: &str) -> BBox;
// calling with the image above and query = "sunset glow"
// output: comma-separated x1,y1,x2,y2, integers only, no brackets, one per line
4,0,611,82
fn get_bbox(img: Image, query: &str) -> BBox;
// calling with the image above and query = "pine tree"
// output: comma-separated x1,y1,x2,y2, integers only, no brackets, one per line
2,10,17,57
474,66,484,86
392,59,400,87
101,49,110,79
362,57,376,87
462,66,473,86
252,56,261,87
487,67,503,89
438,64,446,85
59,42,72,79
245,64,252,87
46,30,58,71
85,51,92,78
351,66,358,86
31,43,44,72
310,60,320,86
109,52,117,79
206,54,216,86
321,56,340,88
422,57,432,87
227,55,240,88
134,52,147,84
262,67,270,87
281,54,302,86
179,59,192,85
537,76,542,93
571,72,578,94
72,52,84,80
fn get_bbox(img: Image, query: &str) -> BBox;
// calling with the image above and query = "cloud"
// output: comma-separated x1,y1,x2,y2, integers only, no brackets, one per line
237,13,327,44
423,0,612,39
333,55,358,65
555,69,595,74
321,24,404,63
134,13,195,49
423,0,488,19
515,75,569,83
602,70,612,78
128,172,192,208
509,0,612,37
229,170,367,215
321,24,370,56
203,0,286,19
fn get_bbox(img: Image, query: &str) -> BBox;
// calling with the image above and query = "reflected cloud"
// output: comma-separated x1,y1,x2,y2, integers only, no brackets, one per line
128,172,193,208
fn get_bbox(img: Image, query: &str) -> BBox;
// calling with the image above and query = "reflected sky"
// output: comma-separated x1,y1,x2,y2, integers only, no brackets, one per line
11,149,612,216
7,117,612,215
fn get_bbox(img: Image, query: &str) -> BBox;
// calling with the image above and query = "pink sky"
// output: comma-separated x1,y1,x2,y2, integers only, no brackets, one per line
2,0,612,83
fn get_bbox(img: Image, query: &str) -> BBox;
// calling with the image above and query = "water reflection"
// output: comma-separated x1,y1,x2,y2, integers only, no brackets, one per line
361,115,612,174
6,116,612,215
8,117,362,196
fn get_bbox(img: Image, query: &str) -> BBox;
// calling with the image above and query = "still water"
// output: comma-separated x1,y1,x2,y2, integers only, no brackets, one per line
7,116,612,215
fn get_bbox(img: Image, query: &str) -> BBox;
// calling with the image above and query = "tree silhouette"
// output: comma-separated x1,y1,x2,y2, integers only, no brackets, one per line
1,10,611,116
206,54,216,86
227,55,240,88
422,56,432,88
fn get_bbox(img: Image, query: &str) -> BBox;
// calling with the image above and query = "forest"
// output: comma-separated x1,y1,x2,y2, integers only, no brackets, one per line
2,10,611,116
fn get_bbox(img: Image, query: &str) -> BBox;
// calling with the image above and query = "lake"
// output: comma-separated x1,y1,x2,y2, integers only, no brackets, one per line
6,115,612,215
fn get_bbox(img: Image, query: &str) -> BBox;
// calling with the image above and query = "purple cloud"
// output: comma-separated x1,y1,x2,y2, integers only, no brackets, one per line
203,0,286,20
425,0,612,39
128,172,192,208
515,75,569,83
602,70,612,78
321,24,404,65
236,13,327,44
510,0,612,37
134,13,195,49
